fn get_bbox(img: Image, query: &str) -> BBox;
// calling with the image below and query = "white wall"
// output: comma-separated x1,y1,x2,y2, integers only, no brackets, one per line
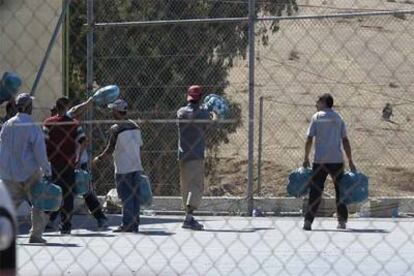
0,0,63,120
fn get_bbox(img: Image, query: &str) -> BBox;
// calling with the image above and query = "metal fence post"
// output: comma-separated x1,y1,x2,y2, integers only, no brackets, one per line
257,96,264,195
86,0,94,168
247,0,256,216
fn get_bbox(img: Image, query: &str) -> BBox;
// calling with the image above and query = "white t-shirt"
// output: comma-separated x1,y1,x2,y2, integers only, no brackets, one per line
108,120,143,174
307,109,347,164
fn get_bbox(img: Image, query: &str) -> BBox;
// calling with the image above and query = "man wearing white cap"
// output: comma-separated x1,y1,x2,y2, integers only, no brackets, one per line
0,93,52,243
93,99,144,233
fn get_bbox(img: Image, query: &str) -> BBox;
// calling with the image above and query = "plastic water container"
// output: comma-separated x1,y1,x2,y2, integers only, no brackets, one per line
287,167,312,197
74,169,90,195
92,85,120,106
339,171,369,205
139,175,153,207
30,179,62,211
203,94,230,119
0,72,22,104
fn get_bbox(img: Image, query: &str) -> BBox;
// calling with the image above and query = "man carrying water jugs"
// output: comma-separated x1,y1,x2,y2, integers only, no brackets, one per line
0,93,52,243
303,93,356,231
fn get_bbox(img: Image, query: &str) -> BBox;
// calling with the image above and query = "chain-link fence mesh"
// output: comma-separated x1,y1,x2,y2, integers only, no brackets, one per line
1,0,414,275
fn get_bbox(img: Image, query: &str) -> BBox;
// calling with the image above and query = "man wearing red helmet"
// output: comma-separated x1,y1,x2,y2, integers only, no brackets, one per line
177,85,217,230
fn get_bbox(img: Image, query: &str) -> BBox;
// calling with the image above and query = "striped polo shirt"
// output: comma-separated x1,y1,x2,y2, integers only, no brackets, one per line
43,114,86,167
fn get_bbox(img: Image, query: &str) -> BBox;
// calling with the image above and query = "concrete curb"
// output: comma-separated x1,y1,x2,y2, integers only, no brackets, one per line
102,196,412,218
17,196,413,219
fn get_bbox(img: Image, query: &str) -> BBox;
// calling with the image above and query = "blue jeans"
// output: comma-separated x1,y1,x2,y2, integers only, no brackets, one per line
115,171,142,231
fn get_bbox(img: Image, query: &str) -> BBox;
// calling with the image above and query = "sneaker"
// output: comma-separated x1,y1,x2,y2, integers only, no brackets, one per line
303,220,312,231
29,236,47,244
112,225,136,233
182,217,204,230
337,221,347,230
97,217,108,229
60,229,71,235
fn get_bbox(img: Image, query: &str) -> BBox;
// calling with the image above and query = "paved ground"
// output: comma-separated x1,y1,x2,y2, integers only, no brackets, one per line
17,215,414,276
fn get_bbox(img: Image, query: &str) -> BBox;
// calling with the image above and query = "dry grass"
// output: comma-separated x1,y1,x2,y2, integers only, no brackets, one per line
208,1,414,197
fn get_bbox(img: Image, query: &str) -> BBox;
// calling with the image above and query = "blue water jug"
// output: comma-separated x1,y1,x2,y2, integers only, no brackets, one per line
287,167,312,197
74,169,90,195
203,94,230,119
92,85,120,106
0,72,22,104
339,171,369,205
139,175,153,207
30,179,62,211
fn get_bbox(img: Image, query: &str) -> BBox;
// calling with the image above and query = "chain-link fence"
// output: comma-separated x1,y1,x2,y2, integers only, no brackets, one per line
1,0,414,275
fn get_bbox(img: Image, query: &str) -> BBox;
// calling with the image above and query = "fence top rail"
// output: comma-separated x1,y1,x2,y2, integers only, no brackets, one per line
91,9,414,28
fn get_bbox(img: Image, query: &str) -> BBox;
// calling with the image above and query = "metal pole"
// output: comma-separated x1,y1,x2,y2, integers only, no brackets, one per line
86,0,94,169
63,0,70,96
257,96,264,195
30,0,72,96
247,0,256,216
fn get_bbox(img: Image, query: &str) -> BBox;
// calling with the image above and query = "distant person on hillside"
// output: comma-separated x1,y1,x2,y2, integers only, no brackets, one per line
382,103,393,121
302,93,356,231
177,85,218,231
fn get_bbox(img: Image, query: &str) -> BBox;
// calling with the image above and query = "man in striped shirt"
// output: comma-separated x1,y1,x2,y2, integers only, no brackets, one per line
43,97,86,235
93,99,144,233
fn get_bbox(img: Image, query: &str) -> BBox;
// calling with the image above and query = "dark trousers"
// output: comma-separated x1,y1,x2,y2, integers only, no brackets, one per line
80,163,105,220
50,163,75,231
305,163,348,223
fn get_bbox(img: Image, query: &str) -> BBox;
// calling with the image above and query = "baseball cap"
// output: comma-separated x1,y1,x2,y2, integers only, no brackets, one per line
187,85,202,101
108,99,128,112
15,93,34,107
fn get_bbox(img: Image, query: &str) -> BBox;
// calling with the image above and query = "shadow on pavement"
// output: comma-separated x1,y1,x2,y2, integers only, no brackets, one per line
18,242,81,247
18,215,185,235
42,233,116,238
138,230,175,236
203,227,274,233
312,228,389,234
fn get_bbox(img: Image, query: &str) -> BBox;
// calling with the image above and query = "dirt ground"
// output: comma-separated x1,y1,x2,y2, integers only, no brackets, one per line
207,0,414,198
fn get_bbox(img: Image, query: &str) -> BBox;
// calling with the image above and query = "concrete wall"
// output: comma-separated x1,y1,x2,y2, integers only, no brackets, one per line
0,0,63,120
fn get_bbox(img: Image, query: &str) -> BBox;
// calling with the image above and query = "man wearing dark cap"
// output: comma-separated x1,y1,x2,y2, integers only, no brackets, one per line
0,93,52,243
43,97,86,235
177,85,217,230
93,99,144,233
48,98,108,230
303,93,356,231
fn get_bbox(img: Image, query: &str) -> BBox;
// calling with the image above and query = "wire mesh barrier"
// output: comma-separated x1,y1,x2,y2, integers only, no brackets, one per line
1,0,414,275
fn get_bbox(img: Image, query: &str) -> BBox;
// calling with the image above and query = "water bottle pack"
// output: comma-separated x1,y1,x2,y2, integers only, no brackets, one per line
30,179,62,212
139,174,153,207
92,85,120,107
74,169,90,196
339,171,369,205
287,167,312,197
0,72,22,104
203,94,230,119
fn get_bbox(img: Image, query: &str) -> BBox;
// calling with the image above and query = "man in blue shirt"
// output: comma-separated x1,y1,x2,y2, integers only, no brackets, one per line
0,93,52,243
177,85,217,230
303,93,356,231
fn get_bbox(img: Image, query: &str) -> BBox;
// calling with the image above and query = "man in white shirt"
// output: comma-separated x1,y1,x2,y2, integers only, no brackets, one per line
93,99,144,233
303,93,356,231
0,93,52,243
